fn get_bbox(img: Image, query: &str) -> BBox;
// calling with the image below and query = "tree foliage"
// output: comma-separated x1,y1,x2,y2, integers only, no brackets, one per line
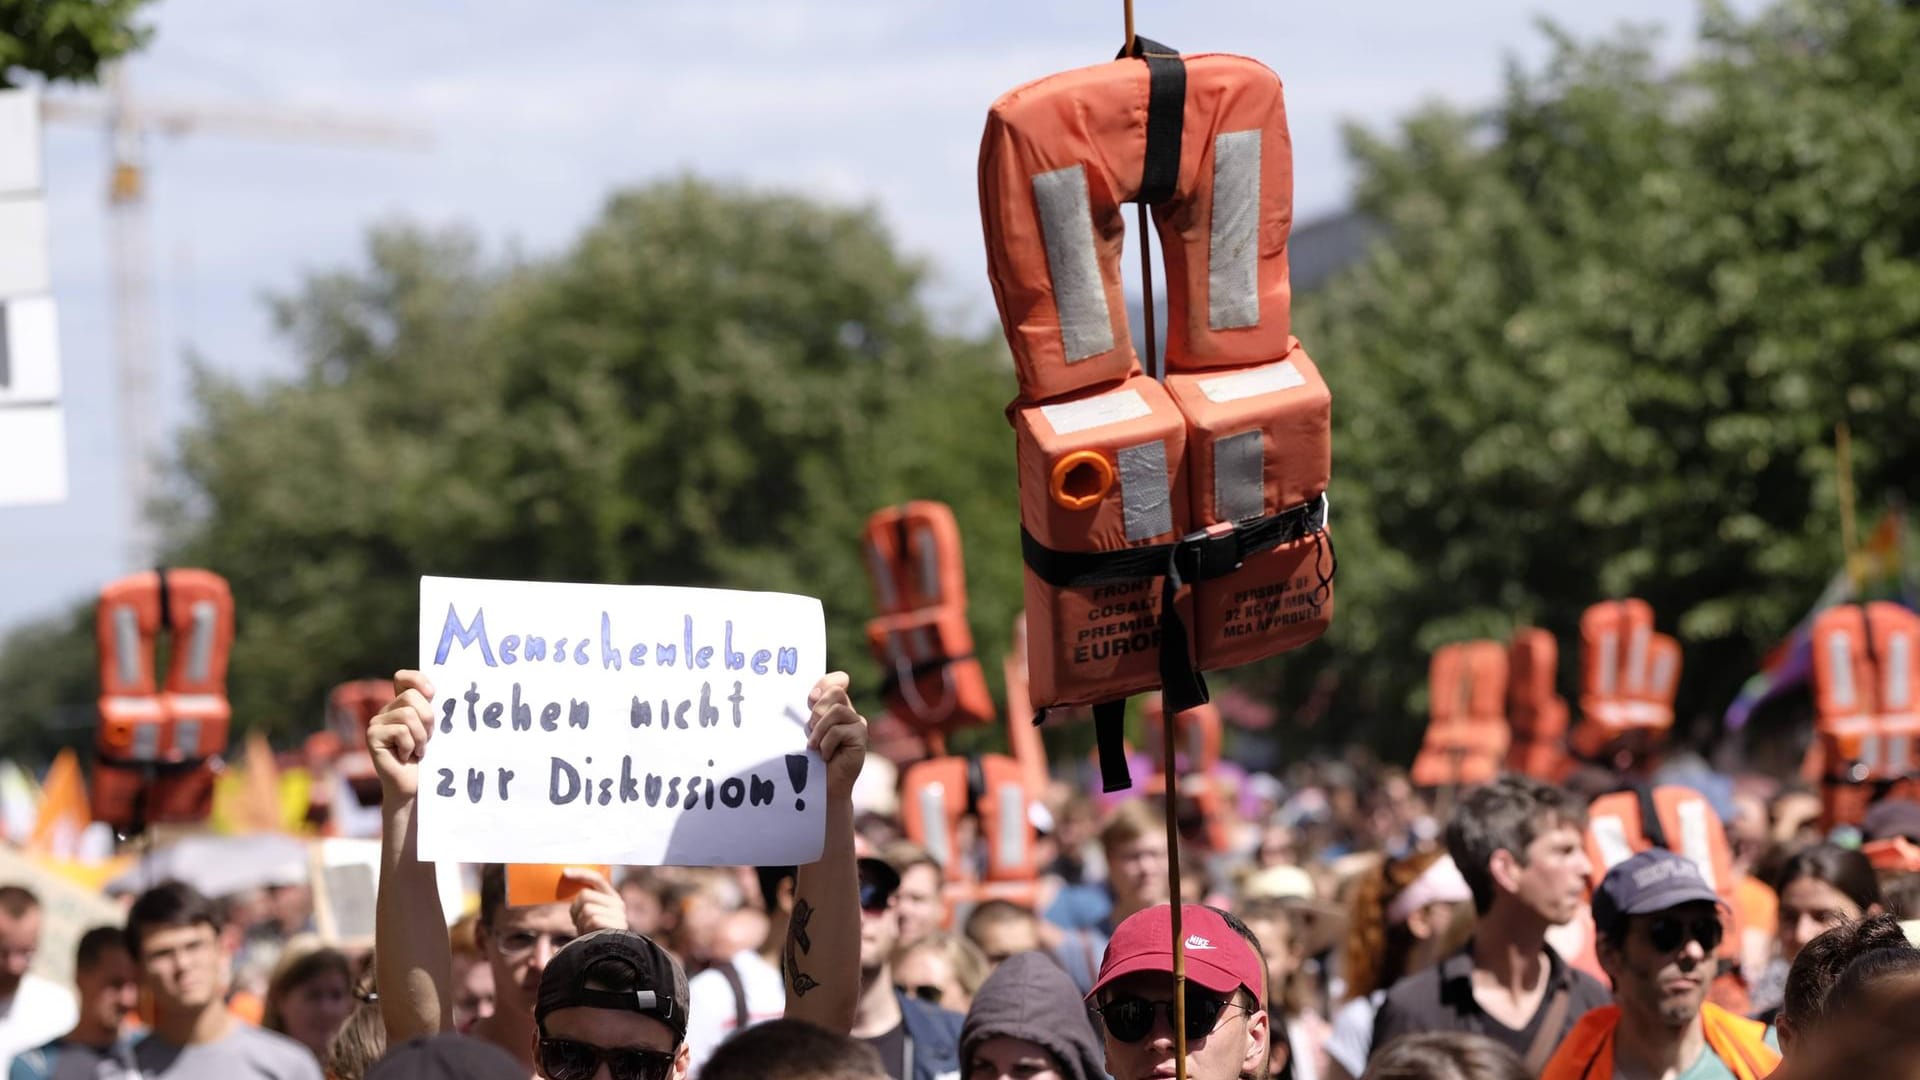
1296,0,1920,755
0,179,1020,749
0,0,153,87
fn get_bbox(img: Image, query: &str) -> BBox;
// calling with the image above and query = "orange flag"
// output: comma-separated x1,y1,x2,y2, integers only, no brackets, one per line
28,749,91,859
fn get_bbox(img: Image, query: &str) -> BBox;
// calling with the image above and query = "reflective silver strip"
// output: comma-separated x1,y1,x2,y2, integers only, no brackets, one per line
185,601,218,684
1827,632,1857,708
1861,734,1882,775
1888,735,1912,776
113,606,142,688
1590,814,1634,872
1649,645,1678,698
1208,130,1261,331
993,781,1025,872
1886,632,1912,710
919,785,951,869
173,719,202,756
131,725,160,760
911,524,941,604
866,541,898,612
1032,165,1115,362
1675,797,1718,891
1117,441,1173,542
1596,630,1618,697
1214,430,1264,523
1625,624,1650,694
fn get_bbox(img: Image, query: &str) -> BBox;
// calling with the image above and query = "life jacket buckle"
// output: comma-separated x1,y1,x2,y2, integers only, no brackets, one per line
1172,521,1242,585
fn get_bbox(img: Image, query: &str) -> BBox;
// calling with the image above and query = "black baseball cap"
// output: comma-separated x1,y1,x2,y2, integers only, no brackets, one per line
535,929,690,1041
1592,849,1724,938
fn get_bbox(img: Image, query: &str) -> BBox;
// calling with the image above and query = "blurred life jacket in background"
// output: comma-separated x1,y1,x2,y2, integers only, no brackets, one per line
1810,602,1920,829
901,754,1042,918
1412,641,1509,788
862,501,995,751
92,568,235,829
1506,627,1570,780
1571,599,1681,764
980,37,1333,792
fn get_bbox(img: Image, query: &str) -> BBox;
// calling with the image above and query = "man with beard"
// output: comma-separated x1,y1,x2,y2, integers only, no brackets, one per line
1540,851,1778,1079
1372,776,1607,1072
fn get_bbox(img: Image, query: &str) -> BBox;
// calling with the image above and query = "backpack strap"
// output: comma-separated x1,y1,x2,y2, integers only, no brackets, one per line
716,959,750,1031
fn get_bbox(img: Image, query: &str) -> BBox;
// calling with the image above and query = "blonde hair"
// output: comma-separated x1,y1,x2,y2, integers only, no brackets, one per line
324,999,386,1080
895,931,990,997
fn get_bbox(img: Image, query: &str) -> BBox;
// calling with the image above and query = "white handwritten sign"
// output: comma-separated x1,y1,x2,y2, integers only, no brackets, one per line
415,576,827,866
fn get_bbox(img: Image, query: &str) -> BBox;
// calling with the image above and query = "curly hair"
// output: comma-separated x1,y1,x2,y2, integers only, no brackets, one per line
1342,850,1450,1002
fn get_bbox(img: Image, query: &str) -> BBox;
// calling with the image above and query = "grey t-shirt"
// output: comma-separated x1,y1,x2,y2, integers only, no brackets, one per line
131,1025,320,1080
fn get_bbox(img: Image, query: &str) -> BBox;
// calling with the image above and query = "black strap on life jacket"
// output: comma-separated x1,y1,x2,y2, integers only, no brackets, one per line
1025,495,1334,792
1116,36,1186,205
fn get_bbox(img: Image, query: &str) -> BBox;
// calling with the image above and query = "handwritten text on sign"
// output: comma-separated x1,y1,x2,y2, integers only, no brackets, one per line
415,577,827,866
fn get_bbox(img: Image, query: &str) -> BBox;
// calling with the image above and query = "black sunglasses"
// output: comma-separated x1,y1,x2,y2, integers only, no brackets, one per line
1646,915,1723,955
898,982,944,1005
859,878,894,912
537,1037,675,1080
1097,990,1245,1044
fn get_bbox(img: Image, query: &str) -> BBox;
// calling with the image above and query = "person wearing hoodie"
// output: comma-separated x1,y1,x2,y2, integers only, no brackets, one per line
959,952,1106,1080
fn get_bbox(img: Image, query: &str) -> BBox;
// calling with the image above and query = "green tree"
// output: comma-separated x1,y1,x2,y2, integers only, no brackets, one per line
0,0,153,87
1294,0,1920,757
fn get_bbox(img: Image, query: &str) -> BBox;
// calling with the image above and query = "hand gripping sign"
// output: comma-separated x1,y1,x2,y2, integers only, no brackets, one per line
981,37,1333,791
1506,628,1571,781
92,568,235,829
1571,599,1682,764
1411,641,1510,788
861,501,996,745
1809,602,1920,828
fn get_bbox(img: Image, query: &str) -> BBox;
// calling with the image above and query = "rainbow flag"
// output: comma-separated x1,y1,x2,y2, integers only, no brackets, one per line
1724,512,1913,730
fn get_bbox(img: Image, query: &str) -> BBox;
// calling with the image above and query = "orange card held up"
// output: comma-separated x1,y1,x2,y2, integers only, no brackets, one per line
506,863,611,907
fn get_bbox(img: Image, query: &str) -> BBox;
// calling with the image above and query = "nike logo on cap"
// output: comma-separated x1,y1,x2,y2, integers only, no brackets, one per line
1185,935,1216,950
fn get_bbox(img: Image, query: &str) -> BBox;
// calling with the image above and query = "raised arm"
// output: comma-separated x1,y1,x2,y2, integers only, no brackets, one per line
370,669,455,1041
781,672,867,1034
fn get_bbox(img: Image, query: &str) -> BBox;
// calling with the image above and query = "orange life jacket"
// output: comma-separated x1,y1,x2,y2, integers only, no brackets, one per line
1141,695,1231,851
327,679,389,811
1507,627,1571,780
862,501,997,746
1571,599,1682,763
981,38,1332,793
900,754,1042,917
1539,1003,1778,1080
92,568,235,829
1412,642,1509,787
1809,602,1920,828
1585,785,1742,966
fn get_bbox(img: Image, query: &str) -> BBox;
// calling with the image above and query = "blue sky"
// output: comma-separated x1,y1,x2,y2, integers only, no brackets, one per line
1,0,1742,635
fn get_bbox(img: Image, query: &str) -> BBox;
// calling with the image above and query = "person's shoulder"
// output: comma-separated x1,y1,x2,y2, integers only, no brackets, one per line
232,1024,324,1076
900,994,964,1040
1565,963,1612,1005
1380,963,1444,1005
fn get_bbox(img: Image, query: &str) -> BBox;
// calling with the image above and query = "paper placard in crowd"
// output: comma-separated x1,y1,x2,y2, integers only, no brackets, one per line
0,846,123,987
310,839,466,941
415,576,827,867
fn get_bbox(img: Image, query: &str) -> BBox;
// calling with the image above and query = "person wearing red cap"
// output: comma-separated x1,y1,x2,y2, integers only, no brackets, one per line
1087,904,1270,1080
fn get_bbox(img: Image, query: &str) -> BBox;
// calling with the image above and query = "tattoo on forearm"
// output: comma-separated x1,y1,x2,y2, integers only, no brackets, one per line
784,899,820,997
792,900,814,953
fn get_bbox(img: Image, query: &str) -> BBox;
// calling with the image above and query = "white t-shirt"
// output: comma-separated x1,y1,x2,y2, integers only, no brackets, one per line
0,976,79,1075
685,950,785,1076
1322,991,1384,1079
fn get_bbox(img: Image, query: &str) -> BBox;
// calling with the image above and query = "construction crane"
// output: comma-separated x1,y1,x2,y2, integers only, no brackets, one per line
41,63,429,570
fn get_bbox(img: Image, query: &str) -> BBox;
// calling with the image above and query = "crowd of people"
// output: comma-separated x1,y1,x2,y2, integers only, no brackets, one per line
0,669,1915,1079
